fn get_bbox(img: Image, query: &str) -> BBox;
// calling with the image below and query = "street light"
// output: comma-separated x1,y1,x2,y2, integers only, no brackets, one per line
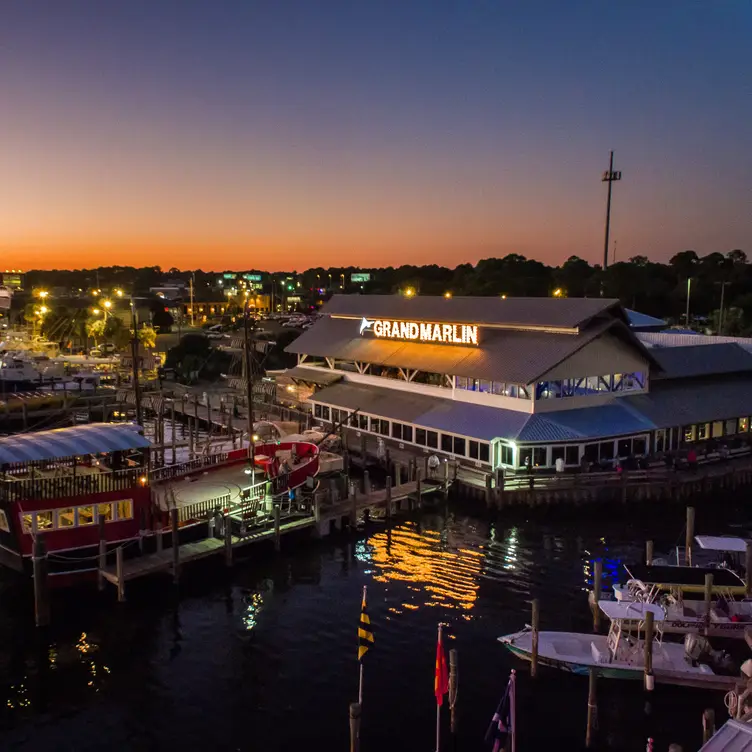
444,291,452,299
553,288,564,297
114,289,124,297
36,290,49,299
404,287,415,298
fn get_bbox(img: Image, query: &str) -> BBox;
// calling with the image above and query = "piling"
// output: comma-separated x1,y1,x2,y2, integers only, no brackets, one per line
586,667,597,748
32,535,50,628
704,573,714,635
592,560,603,632
646,540,654,566
415,467,422,503
97,514,107,592
171,402,177,465
702,708,716,744
224,514,233,566
156,522,163,553
485,474,493,506
746,541,752,597
115,546,125,602
644,609,654,691
385,476,392,522
686,506,695,566
449,648,459,734
350,486,358,531
274,504,281,551
349,702,361,752
171,507,180,583
363,470,370,496
531,598,540,678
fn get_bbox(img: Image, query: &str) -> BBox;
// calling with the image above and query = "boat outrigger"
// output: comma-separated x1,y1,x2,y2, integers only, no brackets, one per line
500,601,735,686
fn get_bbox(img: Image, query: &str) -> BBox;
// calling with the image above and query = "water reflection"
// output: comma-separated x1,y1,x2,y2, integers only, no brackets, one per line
367,517,484,612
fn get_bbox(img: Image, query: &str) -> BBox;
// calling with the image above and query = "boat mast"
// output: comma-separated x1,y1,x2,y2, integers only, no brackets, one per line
243,304,255,476
130,297,143,427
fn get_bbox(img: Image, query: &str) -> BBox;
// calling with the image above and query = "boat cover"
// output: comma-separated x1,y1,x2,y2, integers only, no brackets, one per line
695,535,748,553
624,564,744,588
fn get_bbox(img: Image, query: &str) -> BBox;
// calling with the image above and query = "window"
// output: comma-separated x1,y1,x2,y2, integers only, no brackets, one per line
453,437,466,456
97,503,114,522
617,439,632,457
321,406,331,421
565,446,579,465
456,376,468,390
712,421,724,438
392,423,403,440
416,428,427,446
599,442,615,461
726,419,738,436
697,423,709,441
584,443,598,462
633,437,647,455
36,511,54,530
331,408,341,424
519,447,532,468
369,416,381,433
402,425,413,443
314,404,322,418
684,425,696,443
21,513,33,533
499,444,514,466
518,386,530,400
77,506,95,526
479,443,490,463
57,508,75,527
117,500,134,520
358,414,368,431
426,431,438,449
551,446,565,465
532,447,546,467
441,434,453,453
478,380,491,393
492,382,506,396
469,441,479,459
740,418,749,433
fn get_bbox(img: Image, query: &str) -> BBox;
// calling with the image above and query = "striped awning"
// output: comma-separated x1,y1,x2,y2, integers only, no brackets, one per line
0,423,150,465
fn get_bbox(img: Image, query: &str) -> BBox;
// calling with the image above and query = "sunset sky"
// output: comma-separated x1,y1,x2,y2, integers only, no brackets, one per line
1,1,750,272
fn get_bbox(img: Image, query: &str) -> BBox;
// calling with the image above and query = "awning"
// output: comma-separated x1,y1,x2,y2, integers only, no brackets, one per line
0,423,150,465
283,366,343,386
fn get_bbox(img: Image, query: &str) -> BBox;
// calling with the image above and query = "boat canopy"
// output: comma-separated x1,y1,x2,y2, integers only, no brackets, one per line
598,600,665,621
0,423,149,465
695,535,748,553
625,564,744,588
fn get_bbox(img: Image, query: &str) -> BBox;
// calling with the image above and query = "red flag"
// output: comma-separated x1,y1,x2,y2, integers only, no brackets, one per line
434,626,449,706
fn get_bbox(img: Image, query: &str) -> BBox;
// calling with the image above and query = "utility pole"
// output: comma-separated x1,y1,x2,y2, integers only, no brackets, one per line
719,281,727,335
189,273,195,327
243,304,256,475
601,151,622,271
685,278,692,328
130,297,143,427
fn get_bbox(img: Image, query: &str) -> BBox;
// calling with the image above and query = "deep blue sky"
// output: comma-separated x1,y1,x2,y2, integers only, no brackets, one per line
1,1,750,270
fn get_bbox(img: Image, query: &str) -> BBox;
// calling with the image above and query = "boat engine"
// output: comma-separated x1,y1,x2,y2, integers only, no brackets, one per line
684,633,735,672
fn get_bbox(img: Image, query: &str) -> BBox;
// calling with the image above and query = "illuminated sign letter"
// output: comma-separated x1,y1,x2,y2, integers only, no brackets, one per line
442,324,452,342
432,324,442,342
400,321,411,339
408,322,419,339
466,326,478,345
419,323,432,341
373,320,383,337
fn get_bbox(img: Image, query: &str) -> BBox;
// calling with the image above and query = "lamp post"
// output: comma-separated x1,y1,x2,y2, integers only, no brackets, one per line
601,151,622,271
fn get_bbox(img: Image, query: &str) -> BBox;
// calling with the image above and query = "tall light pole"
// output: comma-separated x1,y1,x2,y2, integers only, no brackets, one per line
601,151,622,271
685,278,692,327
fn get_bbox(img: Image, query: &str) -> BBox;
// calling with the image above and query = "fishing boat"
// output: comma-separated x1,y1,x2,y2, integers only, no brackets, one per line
500,601,729,684
0,424,321,583
0,352,43,391
615,563,748,598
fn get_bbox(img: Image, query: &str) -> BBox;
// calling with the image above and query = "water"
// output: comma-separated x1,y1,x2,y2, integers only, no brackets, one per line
0,499,744,751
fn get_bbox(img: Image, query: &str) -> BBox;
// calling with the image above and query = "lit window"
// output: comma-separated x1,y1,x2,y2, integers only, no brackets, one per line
36,511,54,530
57,508,75,527
78,506,95,526
97,503,114,522
740,418,749,433
21,513,33,533
117,500,133,520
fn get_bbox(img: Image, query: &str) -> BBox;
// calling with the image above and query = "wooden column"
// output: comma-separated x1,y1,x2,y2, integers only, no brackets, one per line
703,574,714,636
686,506,695,566
646,540,654,566
349,702,361,752
33,535,50,627
115,546,125,602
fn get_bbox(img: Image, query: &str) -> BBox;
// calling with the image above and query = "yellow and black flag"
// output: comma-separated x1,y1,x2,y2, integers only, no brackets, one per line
357,585,374,661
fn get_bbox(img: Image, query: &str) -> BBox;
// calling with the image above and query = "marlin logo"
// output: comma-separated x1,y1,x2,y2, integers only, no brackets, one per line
359,317,375,335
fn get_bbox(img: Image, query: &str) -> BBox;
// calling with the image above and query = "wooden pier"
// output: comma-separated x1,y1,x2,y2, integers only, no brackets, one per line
98,474,445,597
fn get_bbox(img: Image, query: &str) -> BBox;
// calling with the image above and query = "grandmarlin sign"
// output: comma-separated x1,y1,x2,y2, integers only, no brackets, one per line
359,317,479,345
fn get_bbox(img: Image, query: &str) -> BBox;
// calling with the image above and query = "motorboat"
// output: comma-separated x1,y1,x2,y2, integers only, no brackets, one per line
0,353,43,391
500,601,732,686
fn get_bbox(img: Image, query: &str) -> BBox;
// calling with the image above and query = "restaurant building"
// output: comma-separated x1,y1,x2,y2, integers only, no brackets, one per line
283,295,752,472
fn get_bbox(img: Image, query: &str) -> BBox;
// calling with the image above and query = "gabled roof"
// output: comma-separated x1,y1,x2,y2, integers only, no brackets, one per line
322,294,624,332
0,423,149,465
625,309,667,329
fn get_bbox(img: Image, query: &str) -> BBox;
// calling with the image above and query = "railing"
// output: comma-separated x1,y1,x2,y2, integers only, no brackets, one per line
150,451,234,483
177,493,232,524
0,467,144,502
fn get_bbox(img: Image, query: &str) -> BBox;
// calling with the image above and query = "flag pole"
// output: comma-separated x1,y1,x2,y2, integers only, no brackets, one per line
435,623,442,752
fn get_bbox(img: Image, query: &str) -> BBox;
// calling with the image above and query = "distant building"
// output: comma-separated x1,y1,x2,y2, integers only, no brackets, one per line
0,271,24,290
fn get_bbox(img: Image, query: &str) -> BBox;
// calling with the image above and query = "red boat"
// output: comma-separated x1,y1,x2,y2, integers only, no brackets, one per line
0,423,321,583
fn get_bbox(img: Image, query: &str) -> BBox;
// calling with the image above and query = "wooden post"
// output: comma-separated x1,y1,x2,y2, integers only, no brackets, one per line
97,514,107,591
449,648,459,734
686,506,695,566
32,535,50,628
385,476,392,522
350,486,358,530
224,513,233,566
415,467,422,505
171,402,177,465
593,559,603,632
646,539,654,566
349,702,361,752
485,473,493,506
586,667,597,748
115,545,125,602
644,609,654,691
363,470,370,496
531,598,540,678
206,394,212,437
746,541,752,597
171,506,180,583
188,417,195,458
702,708,716,744
273,504,281,551
703,573,714,635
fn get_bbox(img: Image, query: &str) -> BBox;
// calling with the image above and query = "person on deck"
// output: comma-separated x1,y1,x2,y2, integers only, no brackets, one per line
427,454,440,478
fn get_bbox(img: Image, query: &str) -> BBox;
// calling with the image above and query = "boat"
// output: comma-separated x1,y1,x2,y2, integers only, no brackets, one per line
500,600,730,685
616,563,747,597
0,352,43,391
0,424,321,583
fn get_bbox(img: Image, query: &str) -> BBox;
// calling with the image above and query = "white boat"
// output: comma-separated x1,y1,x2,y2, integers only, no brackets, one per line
0,353,43,391
500,601,725,684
